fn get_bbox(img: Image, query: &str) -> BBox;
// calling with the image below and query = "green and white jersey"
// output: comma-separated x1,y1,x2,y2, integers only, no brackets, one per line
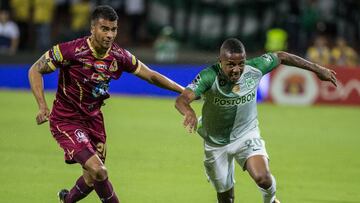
187,53,280,145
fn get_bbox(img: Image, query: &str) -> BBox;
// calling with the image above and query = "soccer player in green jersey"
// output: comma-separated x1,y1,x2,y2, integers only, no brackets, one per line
175,38,337,203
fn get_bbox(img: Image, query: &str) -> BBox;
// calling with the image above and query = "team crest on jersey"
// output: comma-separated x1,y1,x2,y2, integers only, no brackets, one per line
109,59,118,72
74,129,89,143
232,84,240,93
245,78,256,89
94,61,107,72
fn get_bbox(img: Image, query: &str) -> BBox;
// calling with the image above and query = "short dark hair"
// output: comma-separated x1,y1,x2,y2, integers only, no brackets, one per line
91,5,118,23
221,38,245,54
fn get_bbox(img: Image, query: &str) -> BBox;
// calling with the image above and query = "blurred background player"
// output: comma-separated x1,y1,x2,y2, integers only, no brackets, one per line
0,9,19,55
330,37,359,67
306,35,331,66
175,38,337,203
28,5,184,203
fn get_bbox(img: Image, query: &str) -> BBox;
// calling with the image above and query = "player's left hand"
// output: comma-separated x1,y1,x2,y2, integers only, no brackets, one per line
315,64,338,87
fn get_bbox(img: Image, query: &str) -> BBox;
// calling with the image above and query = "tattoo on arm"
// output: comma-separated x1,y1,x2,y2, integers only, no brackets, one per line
35,55,55,74
278,51,317,72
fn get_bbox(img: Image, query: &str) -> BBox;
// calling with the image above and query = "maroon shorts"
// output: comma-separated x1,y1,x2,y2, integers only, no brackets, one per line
49,113,107,165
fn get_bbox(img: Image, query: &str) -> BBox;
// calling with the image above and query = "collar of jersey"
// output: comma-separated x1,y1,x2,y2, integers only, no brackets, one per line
215,65,249,97
87,38,110,59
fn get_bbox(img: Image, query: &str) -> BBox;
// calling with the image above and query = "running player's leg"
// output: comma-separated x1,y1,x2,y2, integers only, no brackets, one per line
233,128,278,203
204,142,235,203
246,155,277,203
63,168,94,202
81,153,119,203
51,118,118,203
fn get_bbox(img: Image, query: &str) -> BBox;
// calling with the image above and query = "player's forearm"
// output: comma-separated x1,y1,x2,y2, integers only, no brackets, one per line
276,51,325,74
175,95,195,116
28,66,48,109
148,72,184,93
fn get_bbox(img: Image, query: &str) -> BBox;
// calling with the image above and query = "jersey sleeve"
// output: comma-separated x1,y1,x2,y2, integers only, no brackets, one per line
45,41,76,70
246,53,280,75
186,67,217,98
119,49,140,74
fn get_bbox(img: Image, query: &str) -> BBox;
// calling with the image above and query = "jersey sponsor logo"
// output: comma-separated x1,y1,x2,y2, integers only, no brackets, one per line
261,54,273,63
91,73,109,81
92,82,109,98
189,74,201,89
213,91,255,106
109,59,118,72
94,61,107,72
74,129,89,143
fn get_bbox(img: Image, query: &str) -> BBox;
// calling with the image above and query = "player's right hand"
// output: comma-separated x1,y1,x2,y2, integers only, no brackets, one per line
183,110,197,133
36,107,50,125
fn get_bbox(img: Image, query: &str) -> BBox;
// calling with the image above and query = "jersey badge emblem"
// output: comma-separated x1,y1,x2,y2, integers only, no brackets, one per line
232,84,240,93
74,129,89,143
109,59,118,72
245,78,255,89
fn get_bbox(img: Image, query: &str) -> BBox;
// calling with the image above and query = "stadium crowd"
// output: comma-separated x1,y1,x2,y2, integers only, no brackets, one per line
0,0,359,66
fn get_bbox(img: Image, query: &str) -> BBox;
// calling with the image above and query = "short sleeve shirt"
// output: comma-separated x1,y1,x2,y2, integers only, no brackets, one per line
186,53,280,145
46,36,140,120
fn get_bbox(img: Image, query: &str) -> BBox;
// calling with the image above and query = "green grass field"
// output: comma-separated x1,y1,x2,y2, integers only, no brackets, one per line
0,90,359,203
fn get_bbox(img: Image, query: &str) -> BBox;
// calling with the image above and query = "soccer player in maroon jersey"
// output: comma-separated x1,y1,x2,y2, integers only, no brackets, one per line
28,5,184,203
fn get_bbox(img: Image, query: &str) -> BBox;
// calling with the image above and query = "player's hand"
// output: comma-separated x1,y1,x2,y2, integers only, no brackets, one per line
183,110,197,133
315,64,338,87
36,107,50,125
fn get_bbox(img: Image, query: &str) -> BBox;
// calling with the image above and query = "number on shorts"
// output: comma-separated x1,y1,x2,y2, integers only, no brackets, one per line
244,138,262,148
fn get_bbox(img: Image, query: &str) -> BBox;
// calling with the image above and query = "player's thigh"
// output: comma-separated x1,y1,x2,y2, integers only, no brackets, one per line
204,142,235,193
233,128,269,170
50,120,95,164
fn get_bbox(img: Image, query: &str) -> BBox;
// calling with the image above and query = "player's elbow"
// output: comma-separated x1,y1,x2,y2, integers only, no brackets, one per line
28,65,39,79
274,51,290,62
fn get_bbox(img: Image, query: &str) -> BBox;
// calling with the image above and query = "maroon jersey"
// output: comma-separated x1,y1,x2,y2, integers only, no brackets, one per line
46,37,140,120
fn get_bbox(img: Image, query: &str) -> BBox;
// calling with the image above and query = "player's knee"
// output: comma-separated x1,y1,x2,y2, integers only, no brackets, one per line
253,172,272,189
90,165,108,181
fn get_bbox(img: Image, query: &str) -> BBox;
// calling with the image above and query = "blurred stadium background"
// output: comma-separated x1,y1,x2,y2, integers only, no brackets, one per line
0,0,360,202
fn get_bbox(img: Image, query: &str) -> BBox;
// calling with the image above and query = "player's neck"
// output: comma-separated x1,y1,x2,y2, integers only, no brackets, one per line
89,37,109,57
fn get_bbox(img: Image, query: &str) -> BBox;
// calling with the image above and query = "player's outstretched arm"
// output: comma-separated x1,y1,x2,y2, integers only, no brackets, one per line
28,53,56,125
175,89,198,133
275,51,338,87
134,61,184,93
